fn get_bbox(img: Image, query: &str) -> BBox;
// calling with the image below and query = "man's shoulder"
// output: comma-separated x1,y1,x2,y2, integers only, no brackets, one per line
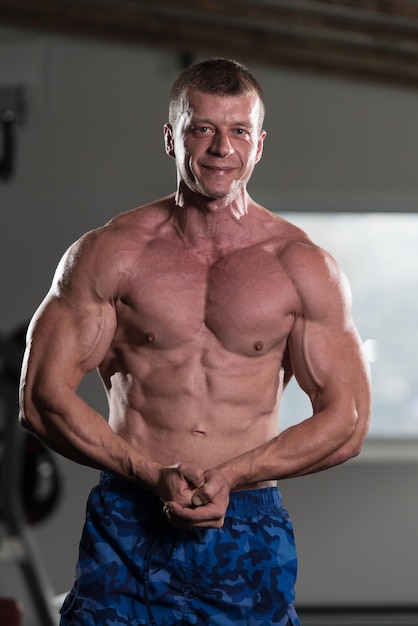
253,208,341,282
58,197,175,280
75,196,175,250
268,218,348,310
252,206,316,255
103,195,175,236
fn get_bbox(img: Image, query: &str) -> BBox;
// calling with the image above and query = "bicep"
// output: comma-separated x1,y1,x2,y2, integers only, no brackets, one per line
19,292,116,438
25,293,116,393
287,251,371,425
24,234,118,388
289,315,369,415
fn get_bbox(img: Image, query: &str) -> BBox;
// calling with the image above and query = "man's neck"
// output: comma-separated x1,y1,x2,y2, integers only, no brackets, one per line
172,184,254,252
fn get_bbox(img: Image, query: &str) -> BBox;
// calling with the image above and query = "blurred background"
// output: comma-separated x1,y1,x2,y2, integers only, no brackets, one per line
0,2,417,624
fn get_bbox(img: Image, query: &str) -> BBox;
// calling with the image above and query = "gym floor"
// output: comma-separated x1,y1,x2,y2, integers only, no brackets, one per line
297,607,418,626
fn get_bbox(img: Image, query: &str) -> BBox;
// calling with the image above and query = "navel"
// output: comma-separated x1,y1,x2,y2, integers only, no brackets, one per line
254,340,264,352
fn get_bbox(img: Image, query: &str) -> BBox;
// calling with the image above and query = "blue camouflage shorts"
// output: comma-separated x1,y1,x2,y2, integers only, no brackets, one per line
60,472,300,625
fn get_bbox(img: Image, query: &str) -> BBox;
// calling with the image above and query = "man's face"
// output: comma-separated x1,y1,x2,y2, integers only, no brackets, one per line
165,89,266,201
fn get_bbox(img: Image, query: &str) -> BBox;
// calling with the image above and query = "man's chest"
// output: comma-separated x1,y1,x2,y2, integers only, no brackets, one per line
114,243,298,356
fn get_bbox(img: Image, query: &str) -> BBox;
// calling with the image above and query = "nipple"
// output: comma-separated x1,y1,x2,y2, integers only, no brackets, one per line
146,332,155,343
254,340,264,352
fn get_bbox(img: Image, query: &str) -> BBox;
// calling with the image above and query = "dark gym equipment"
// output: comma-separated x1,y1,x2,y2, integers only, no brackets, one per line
0,326,61,626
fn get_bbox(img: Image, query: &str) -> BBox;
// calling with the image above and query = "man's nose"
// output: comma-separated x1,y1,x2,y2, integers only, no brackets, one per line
209,132,234,157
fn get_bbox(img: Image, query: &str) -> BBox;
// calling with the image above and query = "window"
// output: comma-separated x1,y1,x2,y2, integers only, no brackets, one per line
278,213,418,439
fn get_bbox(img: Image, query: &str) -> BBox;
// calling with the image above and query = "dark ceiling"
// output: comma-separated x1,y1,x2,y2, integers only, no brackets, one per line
1,0,418,89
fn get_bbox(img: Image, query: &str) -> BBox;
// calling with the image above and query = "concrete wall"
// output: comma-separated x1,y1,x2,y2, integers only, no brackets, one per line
0,27,417,624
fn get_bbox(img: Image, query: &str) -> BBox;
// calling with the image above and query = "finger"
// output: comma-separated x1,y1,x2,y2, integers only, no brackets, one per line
168,501,225,528
191,488,210,507
191,474,224,507
178,463,205,489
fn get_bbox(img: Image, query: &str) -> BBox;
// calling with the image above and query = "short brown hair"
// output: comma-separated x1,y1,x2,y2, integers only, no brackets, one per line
168,58,265,131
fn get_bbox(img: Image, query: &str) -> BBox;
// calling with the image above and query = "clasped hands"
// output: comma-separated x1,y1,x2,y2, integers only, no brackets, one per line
156,463,230,529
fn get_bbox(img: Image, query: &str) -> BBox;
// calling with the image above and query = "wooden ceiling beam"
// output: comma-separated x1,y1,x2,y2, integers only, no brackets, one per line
0,0,417,89
124,0,418,23
51,0,418,48
303,0,418,20
139,0,418,44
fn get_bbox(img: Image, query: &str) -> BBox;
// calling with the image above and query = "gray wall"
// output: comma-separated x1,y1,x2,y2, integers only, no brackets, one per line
1,27,417,624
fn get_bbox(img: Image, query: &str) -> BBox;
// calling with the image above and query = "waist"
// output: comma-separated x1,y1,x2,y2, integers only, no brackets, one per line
112,419,279,473
99,471,282,515
232,479,277,491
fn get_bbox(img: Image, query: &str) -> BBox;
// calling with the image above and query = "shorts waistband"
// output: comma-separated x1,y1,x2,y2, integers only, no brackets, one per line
99,471,282,516
227,486,282,516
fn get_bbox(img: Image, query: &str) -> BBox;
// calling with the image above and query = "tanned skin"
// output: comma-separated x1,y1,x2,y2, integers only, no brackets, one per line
19,88,371,529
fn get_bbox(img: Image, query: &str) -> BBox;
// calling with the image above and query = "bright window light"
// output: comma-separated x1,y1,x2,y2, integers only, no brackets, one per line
278,213,418,439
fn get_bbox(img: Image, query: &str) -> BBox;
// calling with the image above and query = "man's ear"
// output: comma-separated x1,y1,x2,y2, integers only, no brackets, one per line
255,129,267,164
164,124,175,159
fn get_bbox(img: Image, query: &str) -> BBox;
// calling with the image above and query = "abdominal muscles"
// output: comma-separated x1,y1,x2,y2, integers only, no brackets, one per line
105,342,284,469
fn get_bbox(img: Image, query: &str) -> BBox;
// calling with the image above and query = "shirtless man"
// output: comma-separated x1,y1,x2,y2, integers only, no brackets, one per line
19,59,371,626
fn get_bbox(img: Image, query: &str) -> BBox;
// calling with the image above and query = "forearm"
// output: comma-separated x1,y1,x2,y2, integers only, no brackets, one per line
19,390,160,488
216,408,361,489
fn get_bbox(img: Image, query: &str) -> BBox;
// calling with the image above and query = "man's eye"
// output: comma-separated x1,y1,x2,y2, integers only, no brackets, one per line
234,128,246,135
195,127,210,134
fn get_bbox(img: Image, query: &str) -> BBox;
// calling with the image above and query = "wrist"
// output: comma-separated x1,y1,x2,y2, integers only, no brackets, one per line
130,458,162,491
214,461,244,491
